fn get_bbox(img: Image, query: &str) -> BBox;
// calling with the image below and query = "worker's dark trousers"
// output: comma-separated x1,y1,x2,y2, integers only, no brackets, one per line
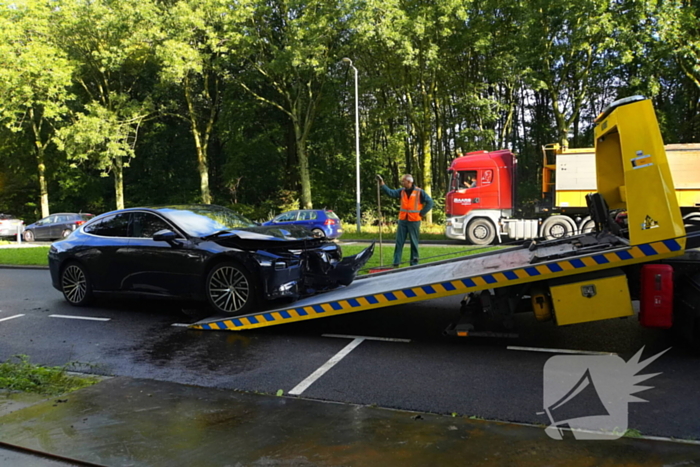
393,220,420,267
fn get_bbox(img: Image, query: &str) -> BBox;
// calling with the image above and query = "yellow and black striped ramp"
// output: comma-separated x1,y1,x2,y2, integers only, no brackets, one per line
190,238,685,332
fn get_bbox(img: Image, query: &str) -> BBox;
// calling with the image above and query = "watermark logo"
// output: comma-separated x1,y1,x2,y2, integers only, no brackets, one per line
540,347,669,440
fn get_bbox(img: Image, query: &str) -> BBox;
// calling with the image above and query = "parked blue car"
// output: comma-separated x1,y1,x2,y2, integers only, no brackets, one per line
263,209,343,239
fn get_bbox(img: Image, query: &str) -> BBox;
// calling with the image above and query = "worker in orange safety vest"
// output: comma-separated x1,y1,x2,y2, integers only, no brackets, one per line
376,173,434,267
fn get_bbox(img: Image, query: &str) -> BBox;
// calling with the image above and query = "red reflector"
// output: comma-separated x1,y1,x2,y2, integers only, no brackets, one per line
324,219,335,225
639,264,673,329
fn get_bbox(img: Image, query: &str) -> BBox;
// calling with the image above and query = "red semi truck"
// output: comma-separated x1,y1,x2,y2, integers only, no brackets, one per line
445,144,700,245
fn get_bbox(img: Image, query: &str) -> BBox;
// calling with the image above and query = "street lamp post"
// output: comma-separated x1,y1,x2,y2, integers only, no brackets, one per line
343,57,361,234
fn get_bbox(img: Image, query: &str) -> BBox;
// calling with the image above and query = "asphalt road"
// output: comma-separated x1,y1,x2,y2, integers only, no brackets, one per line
1,268,699,441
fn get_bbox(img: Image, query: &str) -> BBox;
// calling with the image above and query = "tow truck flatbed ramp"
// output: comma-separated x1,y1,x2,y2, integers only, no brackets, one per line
191,236,684,331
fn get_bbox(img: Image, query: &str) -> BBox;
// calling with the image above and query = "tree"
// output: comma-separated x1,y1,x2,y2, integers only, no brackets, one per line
657,0,700,90
53,0,159,210
156,0,237,204
230,0,353,209
0,0,74,217
517,0,615,148
356,0,472,223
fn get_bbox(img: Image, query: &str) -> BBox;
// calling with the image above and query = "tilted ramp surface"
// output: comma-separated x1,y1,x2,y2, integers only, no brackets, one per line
191,236,685,331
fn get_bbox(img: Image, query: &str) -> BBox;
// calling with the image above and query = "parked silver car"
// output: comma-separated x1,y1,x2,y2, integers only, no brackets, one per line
0,214,24,238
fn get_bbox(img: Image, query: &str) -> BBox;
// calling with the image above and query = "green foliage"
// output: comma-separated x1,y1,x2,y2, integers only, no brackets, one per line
0,0,699,221
0,355,98,396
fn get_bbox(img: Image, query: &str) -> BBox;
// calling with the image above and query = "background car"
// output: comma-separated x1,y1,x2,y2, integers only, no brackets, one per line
262,209,343,239
48,205,372,316
0,214,24,239
24,213,94,242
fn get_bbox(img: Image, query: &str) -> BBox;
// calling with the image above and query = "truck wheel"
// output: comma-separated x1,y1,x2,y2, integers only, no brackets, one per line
540,216,576,240
579,217,595,234
466,219,496,245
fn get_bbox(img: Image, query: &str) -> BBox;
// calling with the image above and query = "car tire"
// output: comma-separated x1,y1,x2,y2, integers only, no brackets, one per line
466,218,496,245
23,230,34,242
206,261,256,315
61,262,93,306
61,229,72,239
311,228,325,238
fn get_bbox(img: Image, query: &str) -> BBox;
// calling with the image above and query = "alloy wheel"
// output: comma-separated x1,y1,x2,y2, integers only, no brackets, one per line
208,266,250,314
62,264,87,304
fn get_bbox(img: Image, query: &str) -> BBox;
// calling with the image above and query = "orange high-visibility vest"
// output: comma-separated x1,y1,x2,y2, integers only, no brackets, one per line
400,187,424,221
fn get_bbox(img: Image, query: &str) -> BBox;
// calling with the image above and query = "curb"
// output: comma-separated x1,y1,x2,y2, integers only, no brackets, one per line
0,264,49,270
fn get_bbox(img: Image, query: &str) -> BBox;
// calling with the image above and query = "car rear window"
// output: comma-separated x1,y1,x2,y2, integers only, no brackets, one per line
80,214,94,221
0,214,16,220
326,211,340,220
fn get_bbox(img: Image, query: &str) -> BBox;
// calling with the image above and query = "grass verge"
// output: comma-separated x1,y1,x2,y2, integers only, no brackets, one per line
0,355,98,396
0,244,507,270
342,244,504,273
0,246,50,265
340,223,447,242
340,231,448,241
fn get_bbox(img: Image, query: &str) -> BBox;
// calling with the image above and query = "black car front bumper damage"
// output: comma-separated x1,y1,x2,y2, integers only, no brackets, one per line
257,243,375,300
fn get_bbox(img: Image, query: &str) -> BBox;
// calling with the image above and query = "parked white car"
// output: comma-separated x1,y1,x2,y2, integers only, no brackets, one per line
0,214,24,238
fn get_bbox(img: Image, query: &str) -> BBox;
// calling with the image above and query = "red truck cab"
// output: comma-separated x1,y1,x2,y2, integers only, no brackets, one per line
445,150,521,244
446,149,515,217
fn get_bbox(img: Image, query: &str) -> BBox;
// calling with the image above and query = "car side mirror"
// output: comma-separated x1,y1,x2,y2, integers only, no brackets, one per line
153,229,177,243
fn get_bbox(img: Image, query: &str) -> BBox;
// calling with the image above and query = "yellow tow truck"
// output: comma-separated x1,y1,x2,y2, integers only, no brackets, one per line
192,96,700,344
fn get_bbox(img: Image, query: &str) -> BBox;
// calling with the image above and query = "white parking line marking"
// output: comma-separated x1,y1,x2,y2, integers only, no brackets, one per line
49,315,111,322
0,314,24,323
323,333,411,343
289,338,365,396
507,346,617,356
171,323,191,327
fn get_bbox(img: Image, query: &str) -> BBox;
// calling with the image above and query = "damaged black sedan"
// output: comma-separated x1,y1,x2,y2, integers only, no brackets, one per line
49,205,373,315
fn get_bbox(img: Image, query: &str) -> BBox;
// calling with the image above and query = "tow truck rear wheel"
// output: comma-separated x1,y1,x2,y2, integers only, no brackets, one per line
466,218,496,245
540,216,576,240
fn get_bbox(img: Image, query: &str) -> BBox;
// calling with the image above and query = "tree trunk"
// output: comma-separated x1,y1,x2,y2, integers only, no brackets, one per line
421,92,433,225
420,129,433,225
185,80,212,204
30,110,50,217
36,148,49,218
294,123,312,209
195,137,211,204
114,156,125,210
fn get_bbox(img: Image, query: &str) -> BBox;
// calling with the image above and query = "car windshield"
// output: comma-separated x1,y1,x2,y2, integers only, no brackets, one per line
158,206,256,237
